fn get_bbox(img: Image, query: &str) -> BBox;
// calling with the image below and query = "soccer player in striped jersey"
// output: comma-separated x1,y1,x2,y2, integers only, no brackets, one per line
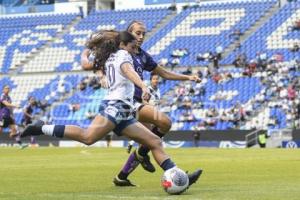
81,27,202,187
21,31,201,190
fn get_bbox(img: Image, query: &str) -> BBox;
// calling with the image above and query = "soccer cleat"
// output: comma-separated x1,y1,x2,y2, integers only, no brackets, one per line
19,143,29,150
113,176,136,187
21,120,45,138
135,150,156,173
187,169,203,187
127,143,133,154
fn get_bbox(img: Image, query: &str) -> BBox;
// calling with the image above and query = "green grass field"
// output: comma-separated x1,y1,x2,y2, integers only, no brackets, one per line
0,147,299,200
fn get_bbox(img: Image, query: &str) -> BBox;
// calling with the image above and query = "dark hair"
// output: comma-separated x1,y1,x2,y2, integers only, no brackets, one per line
119,31,136,46
126,20,145,32
87,30,120,71
90,31,135,72
150,72,159,81
85,30,119,50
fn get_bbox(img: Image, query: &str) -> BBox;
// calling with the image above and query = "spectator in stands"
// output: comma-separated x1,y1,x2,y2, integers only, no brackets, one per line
158,58,169,67
170,57,180,69
212,72,222,84
180,109,195,122
85,109,96,120
290,43,300,52
206,107,218,118
88,76,101,90
194,121,206,131
288,20,300,32
183,67,192,75
288,84,296,100
233,53,247,68
229,29,243,41
69,103,80,113
78,76,89,91
181,96,192,110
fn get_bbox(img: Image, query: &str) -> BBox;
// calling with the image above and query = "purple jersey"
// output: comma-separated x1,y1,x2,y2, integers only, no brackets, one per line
0,93,12,117
22,103,34,123
132,48,157,102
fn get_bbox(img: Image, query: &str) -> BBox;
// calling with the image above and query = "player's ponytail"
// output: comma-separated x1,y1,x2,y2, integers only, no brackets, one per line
85,30,120,71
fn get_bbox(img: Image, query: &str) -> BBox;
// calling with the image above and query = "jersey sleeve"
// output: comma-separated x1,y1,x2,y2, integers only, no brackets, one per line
143,50,158,72
0,94,7,103
118,50,133,66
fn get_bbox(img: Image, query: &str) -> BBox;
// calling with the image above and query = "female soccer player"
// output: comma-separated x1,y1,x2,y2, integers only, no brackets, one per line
21,31,200,188
82,24,202,187
0,85,20,138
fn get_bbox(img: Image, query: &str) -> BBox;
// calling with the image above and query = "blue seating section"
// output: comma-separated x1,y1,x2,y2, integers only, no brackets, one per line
0,13,77,73
49,8,171,72
223,1,300,64
143,0,277,66
269,108,286,130
2,1,299,131
75,8,171,32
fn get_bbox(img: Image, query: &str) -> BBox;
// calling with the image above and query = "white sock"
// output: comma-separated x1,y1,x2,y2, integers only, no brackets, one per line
42,125,55,136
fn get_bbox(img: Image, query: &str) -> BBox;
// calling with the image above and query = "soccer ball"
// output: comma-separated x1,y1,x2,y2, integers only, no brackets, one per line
161,167,189,195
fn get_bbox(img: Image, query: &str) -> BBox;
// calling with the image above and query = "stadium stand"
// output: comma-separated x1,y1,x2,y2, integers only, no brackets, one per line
143,0,278,67
0,1,299,132
223,1,300,64
0,13,78,73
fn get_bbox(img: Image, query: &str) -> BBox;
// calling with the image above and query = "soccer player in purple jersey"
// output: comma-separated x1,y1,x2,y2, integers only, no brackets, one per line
114,21,202,187
0,85,20,139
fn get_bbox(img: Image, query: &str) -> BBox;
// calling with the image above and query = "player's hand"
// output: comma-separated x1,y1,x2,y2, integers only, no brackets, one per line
100,76,109,89
188,75,201,83
15,104,21,109
94,70,109,89
141,87,151,102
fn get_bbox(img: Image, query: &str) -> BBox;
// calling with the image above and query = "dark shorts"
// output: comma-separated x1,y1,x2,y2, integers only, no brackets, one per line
0,116,15,128
99,100,137,136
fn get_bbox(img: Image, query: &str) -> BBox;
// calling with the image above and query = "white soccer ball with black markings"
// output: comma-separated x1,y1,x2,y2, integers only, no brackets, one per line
161,167,189,195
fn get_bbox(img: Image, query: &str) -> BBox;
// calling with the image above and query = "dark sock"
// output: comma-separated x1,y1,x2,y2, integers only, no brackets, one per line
137,145,149,157
118,152,140,180
53,125,65,138
160,158,176,171
14,134,22,145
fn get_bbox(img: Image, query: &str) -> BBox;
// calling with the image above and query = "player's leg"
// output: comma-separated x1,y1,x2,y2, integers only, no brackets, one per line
122,122,203,187
22,115,115,145
114,105,171,184
136,105,172,171
8,118,18,138
9,124,27,149
114,122,155,186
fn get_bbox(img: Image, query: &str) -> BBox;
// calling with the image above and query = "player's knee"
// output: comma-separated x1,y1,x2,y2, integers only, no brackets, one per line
158,116,172,133
84,138,96,145
82,134,96,145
